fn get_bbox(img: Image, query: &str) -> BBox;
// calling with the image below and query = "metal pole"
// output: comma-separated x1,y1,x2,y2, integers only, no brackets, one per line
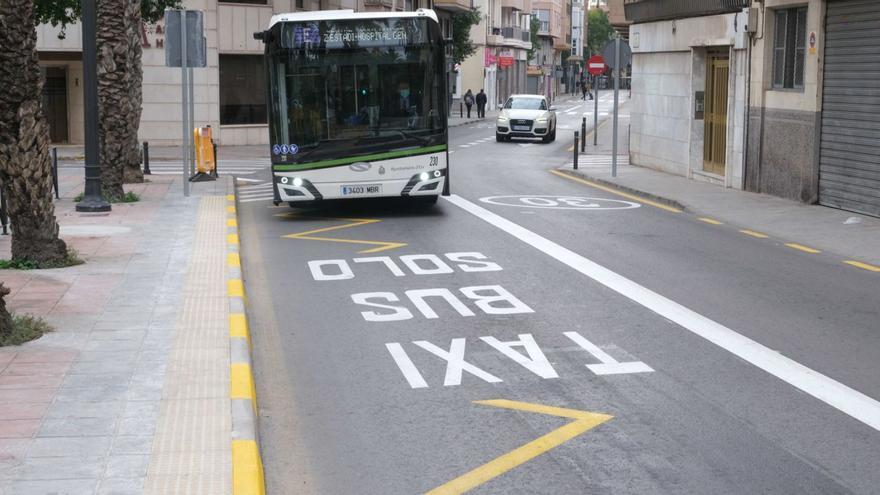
573,131,579,170
143,142,151,175
180,10,190,197
212,141,218,178
189,66,195,177
51,147,60,199
76,0,110,212
593,74,598,146
581,117,586,153
612,37,620,178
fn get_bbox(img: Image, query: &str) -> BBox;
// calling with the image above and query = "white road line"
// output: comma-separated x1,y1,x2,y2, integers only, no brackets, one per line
239,197,274,203
235,177,263,183
443,194,880,432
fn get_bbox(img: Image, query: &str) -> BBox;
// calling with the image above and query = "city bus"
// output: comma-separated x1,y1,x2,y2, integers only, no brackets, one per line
254,9,449,206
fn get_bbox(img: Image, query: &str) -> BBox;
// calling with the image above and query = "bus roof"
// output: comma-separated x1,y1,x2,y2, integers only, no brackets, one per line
268,9,439,29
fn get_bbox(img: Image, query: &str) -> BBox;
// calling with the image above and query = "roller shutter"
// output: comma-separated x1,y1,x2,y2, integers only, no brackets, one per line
819,0,880,217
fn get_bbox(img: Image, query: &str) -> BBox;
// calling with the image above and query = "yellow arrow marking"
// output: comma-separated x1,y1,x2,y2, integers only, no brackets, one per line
279,214,407,253
427,399,613,495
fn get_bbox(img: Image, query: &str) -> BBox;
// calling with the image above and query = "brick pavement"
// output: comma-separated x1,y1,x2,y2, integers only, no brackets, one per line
0,171,233,495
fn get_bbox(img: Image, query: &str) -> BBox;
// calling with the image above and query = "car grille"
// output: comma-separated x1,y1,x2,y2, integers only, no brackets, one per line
510,119,533,127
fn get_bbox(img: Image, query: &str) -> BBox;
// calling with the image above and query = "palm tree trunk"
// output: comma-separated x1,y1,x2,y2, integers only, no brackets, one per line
96,0,130,200
0,283,12,340
0,0,69,265
123,0,144,184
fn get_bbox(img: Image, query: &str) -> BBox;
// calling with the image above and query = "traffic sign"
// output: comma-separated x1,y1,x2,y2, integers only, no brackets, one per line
587,55,606,75
601,40,632,69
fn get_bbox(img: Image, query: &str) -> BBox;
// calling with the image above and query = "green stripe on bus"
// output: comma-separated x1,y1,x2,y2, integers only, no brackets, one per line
272,144,447,172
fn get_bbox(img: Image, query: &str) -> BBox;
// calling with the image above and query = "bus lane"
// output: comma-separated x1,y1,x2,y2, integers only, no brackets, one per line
237,196,870,494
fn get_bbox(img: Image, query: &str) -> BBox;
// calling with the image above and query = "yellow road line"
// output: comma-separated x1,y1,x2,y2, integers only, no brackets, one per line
549,169,682,213
427,400,612,495
698,217,723,225
740,229,769,239
227,205,236,213
227,233,240,245
226,194,236,202
227,218,238,227
232,440,266,495
280,215,407,253
231,363,256,400
785,243,821,254
843,260,880,272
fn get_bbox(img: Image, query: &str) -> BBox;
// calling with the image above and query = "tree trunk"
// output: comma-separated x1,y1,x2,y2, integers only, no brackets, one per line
96,0,130,200
0,283,12,340
0,0,69,265
123,0,144,184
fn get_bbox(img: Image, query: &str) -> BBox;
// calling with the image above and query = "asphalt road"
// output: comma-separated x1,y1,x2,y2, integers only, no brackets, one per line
237,100,880,494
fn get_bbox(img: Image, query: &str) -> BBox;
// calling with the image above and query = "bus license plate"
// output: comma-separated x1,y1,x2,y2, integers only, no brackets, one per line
513,125,530,131
341,184,382,196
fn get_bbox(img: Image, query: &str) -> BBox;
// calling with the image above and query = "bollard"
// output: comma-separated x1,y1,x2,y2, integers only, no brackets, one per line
0,184,8,235
143,142,151,175
581,117,587,153
460,102,463,118
51,147,60,199
573,131,579,170
212,142,219,178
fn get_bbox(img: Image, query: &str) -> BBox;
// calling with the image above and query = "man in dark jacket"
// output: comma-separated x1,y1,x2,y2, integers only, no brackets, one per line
475,89,488,118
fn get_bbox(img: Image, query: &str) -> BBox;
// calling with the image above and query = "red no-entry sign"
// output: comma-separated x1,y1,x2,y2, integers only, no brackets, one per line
587,55,606,75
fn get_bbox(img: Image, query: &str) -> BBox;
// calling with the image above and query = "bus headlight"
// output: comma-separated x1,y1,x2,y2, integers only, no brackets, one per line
433,170,441,178
293,177,303,187
280,177,289,184
419,172,429,181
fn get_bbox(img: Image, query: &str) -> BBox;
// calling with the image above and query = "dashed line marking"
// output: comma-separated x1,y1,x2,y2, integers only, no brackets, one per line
698,217,723,225
843,260,880,272
785,243,821,254
740,229,769,239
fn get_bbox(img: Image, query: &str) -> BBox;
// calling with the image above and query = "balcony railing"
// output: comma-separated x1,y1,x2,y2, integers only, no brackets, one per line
501,26,530,42
623,0,748,23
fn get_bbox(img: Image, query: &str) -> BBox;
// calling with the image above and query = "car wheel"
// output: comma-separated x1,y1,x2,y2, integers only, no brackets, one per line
550,125,557,142
496,133,504,142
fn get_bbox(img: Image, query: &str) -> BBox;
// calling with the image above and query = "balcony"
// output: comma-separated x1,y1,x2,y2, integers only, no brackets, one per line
433,0,473,13
500,0,531,11
488,26,532,49
623,0,748,24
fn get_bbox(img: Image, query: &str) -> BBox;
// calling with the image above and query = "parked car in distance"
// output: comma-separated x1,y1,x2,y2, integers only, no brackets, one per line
495,95,557,143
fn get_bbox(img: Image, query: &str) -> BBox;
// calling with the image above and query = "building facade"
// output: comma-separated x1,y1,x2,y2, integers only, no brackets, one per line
37,0,451,147
625,0,880,217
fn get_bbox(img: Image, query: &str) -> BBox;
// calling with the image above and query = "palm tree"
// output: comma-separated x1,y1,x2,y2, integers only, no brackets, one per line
122,0,145,184
96,0,131,200
0,283,12,339
0,0,69,265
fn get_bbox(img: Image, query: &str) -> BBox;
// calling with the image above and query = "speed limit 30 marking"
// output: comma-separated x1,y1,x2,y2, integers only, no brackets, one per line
480,195,640,210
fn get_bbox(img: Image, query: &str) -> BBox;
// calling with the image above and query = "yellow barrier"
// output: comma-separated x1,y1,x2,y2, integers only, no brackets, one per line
193,126,216,175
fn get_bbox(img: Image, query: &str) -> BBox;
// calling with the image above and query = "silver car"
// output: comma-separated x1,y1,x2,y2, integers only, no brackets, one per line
495,94,557,143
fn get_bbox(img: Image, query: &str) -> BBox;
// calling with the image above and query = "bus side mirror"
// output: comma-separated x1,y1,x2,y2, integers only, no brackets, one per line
253,31,265,41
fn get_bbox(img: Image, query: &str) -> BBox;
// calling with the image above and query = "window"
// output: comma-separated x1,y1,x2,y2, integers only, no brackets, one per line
296,0,304,8
772,7,807,89
535,10,549,33
220,55,267,125
219,0,267,4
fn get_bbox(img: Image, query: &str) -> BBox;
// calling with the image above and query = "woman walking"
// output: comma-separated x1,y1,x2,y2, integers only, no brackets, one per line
464,89,475,118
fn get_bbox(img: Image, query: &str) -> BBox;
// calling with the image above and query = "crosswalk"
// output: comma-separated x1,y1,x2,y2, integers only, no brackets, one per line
237,181,275,203
60,159,270,176
574,155,630,166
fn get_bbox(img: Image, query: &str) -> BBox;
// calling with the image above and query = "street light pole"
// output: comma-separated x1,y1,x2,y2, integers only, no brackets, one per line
76,0,111,213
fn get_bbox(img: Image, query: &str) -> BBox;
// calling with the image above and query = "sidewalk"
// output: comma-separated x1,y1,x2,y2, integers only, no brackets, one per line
564,102,880,267
0,170,244,494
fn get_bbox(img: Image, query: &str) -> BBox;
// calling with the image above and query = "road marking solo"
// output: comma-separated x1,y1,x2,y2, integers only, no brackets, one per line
443,193,880,432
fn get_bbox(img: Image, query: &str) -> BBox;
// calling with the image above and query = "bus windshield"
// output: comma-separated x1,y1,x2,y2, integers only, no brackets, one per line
266,17,447,167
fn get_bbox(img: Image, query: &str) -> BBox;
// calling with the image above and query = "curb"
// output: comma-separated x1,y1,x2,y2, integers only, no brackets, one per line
226,194,266,495
561,168,688,211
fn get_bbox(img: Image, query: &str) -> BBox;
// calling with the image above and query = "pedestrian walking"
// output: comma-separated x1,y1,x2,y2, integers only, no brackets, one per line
476,89,487,118
463,90,475,118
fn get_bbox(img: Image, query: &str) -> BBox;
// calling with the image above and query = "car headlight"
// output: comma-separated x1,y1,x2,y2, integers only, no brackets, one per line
536,118,548,123
497,116,508,122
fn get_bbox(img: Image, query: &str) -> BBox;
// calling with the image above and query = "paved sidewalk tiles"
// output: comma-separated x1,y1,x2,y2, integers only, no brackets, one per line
0,173,240,494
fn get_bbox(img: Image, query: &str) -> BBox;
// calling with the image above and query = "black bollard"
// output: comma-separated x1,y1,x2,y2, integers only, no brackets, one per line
0,184,8,235
51,147,60,199
143,142,151,175
581,117,587,153
573,131,579,170
212,142,219,178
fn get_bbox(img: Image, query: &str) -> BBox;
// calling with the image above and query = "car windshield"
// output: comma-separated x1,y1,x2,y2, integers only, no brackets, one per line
504,98,546,110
